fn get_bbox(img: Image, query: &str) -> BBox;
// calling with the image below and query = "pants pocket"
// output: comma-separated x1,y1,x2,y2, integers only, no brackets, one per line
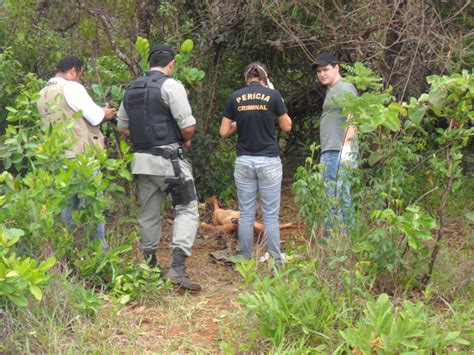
257,162,282,183
234,162,255,180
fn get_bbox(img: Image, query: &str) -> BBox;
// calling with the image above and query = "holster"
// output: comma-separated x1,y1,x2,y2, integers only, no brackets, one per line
136,146,196,206
164,148,196,206
165,176,196,206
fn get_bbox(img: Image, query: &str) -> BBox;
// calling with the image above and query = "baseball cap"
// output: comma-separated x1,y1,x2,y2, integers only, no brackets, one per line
148,44,176,62
311,52,339,68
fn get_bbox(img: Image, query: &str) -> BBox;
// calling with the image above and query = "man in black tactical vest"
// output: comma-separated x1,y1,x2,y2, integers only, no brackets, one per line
117,44,201,291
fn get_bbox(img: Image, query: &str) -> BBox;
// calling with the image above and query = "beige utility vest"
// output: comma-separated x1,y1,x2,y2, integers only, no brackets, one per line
37,79,104,159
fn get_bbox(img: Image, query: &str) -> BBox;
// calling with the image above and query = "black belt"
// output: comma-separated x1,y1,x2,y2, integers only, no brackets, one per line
136,147,184,178
136,147,179,160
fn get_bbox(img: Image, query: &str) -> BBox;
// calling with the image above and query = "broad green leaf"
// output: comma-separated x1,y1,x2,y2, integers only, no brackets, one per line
91,84,104,97
407,234,420,249
120,140,130,155
6,115,19,122
135,36,149,55
39,256,56,272
6,270,19,277
119,169,133,181
180,39,194,53
29,285,43,300
383,109,401,131
5,106,17,113
119,294,131,304
135,36,150,72
3,228,25,238
9,294,28,307
388,102,407,115
408,106,426,127
428,89,446,110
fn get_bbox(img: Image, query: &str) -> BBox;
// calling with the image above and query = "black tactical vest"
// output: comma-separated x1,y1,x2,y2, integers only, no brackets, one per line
123,71,183,149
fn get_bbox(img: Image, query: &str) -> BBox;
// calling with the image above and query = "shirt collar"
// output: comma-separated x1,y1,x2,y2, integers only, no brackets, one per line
149,67,167,74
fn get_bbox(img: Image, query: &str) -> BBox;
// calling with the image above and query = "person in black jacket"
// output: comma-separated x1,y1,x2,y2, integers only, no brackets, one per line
220,62,292,263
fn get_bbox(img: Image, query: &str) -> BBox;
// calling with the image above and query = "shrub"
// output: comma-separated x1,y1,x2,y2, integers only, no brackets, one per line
0,226,56,307
340,293,470,353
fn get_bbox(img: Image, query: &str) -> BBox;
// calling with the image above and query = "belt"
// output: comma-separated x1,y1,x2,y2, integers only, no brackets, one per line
136,147,179,159
136,147,184,178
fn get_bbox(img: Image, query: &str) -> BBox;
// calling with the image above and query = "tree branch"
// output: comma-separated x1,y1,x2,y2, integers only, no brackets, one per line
75,0,141,77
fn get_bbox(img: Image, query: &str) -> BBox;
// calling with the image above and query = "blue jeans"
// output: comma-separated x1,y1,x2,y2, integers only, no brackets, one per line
320,150,353,233
61,194,108,251
234,155,283,260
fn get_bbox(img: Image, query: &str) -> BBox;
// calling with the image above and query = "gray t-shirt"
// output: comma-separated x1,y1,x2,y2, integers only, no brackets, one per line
320,79,358,152
117,71,196,176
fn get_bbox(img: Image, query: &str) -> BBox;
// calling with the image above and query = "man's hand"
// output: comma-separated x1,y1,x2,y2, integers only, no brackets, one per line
183,140,192,148
219,117,237,138
181,125,196,143
103,106,117,121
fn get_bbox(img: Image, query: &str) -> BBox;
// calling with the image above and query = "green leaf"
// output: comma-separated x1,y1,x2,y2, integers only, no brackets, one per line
174,53,183,65
119,294,131,304
9,294,28,307
180,39,194,53
428,89,446,111
368,151,384,167
407,234,420,249
39,256,56,272
409,106,426,127
3,227,25,238
119,169,133,181
135,36,150,73
29,285,43,300
6,115,19,122
135,36,150,56
383,109,401,131
464,211,474,222
91,84,104,98
388,102,406,115
5,106,18,113
119,140,130,155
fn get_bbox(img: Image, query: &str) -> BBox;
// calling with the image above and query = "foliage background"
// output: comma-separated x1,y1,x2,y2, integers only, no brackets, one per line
0,0,472,353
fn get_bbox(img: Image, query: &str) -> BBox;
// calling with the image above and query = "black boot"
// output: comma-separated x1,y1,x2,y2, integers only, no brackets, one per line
165,248,201,291
143,249,160,269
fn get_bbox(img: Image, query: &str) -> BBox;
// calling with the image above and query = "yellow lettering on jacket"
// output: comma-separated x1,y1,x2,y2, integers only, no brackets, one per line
237,104,268,111
235,92,271,104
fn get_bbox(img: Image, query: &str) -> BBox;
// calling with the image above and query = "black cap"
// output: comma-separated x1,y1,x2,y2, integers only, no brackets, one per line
148,44,176,63
311,52,339,68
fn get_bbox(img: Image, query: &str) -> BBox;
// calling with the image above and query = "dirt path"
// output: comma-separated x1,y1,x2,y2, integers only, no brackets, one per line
114,178,300,352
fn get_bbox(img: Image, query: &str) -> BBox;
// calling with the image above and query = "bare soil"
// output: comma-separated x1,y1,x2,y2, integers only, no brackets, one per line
114,176,302,352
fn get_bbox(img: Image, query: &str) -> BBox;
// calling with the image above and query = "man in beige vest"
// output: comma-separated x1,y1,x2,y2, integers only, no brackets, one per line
37,55,116,250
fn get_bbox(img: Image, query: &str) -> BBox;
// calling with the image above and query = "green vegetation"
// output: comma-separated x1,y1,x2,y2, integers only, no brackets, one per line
1,1,472,353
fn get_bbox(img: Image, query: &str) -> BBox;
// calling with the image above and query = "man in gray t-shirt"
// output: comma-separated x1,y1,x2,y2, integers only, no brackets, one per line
320,79,358,153
313,52,358,235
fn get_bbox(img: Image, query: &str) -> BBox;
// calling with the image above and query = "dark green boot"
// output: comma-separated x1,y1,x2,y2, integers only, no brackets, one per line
165,248,201,291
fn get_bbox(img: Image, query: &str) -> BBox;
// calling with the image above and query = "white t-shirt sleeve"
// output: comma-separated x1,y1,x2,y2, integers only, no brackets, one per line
63,81,104,126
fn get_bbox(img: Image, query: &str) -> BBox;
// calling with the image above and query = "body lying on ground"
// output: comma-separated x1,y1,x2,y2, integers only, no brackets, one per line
200,196,293,235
